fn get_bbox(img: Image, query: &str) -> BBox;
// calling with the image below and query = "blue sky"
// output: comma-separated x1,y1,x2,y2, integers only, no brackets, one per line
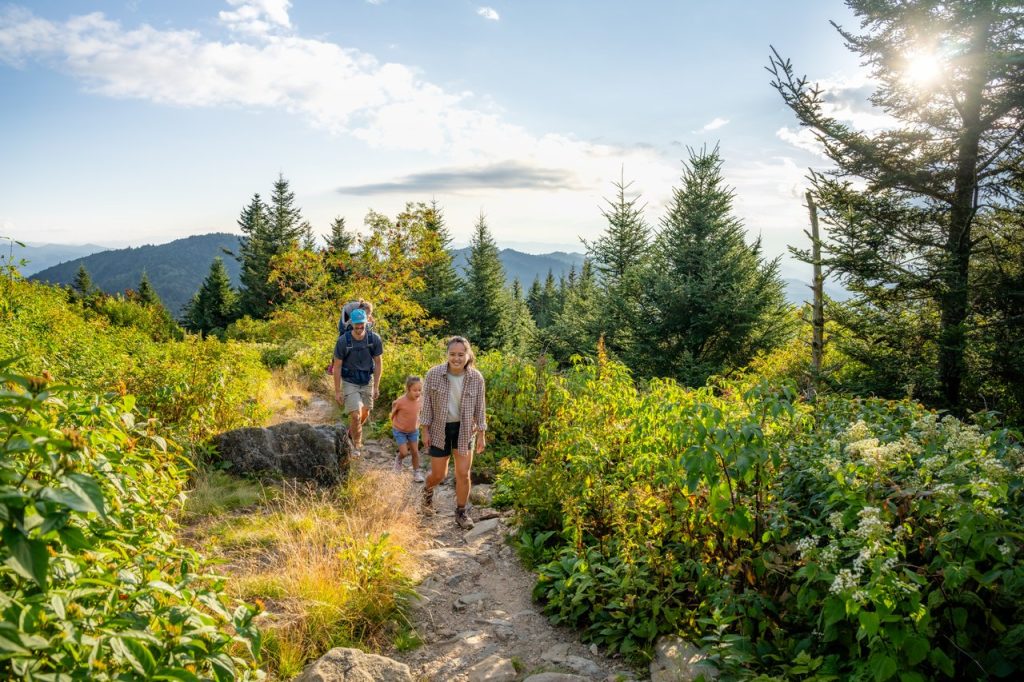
0,1,879,276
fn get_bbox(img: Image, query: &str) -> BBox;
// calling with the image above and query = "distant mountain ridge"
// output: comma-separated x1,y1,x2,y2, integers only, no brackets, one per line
450,247,586,287
30,234,242,315
28,235,589,317
27,234,847,317
4,242,108,276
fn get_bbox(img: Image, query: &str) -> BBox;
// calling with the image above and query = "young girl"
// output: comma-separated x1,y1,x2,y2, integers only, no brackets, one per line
419,336,487,530
390,375,424,482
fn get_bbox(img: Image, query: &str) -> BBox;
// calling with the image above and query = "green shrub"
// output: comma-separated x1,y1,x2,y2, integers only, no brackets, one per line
0,365,261,679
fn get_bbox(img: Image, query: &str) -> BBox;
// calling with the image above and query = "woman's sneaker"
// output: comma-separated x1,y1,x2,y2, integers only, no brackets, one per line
393,455,402,472
455,507,475,530
413,469,425,483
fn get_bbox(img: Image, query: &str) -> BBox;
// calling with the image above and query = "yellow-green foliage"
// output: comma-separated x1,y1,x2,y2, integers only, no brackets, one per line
0,367,262,679
1,278,270,442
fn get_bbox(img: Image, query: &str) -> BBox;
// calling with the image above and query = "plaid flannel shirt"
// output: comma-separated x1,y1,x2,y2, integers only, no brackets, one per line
420,364,487,452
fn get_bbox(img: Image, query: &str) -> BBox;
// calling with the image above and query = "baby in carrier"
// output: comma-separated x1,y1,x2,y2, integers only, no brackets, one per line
325,299,374,375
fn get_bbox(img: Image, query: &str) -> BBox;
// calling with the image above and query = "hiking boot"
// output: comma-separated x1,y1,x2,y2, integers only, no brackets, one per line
455,507,475,530
422,486,435,514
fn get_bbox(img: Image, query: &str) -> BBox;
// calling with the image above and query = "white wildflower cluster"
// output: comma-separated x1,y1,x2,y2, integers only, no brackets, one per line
913,413,940,440
844,420,872,442
828,512,845,531
999,543,1013,560
942,417,984,454
822,455,843,476
829,568,861,594
853,506,888,543
795,535,819,559
819,544,840,566
852,589,869,604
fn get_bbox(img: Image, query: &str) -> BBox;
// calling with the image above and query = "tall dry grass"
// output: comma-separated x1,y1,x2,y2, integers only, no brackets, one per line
192,468,426,679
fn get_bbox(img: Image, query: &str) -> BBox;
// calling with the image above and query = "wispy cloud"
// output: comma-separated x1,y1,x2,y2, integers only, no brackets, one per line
775,73,896,156
337,161,579,195
219,0,292,36
0,3,675,190
477,7,500,21
694,117,729,133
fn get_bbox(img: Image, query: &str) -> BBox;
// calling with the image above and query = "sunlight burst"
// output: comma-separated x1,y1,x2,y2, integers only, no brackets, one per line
902,50,943,88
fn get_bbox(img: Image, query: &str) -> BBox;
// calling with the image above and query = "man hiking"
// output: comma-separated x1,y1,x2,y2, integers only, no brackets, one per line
332,307,382,455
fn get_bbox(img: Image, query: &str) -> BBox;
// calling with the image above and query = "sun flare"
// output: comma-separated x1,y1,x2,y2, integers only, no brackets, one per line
903,50,943,88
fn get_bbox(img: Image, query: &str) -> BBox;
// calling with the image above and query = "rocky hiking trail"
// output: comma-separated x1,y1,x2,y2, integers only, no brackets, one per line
290,395,643,682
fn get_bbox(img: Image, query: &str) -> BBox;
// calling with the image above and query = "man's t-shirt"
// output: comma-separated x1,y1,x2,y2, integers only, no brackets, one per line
334,330,383,386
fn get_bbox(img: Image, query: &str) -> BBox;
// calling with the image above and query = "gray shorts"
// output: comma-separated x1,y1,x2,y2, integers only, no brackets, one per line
342,381,373,414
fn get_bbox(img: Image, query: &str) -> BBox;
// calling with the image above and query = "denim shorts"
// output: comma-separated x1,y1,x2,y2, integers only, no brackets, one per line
392,427,419,446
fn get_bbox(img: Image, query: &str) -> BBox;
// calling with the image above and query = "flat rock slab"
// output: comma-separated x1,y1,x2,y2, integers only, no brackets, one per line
296,646,412,681
467,653,517,682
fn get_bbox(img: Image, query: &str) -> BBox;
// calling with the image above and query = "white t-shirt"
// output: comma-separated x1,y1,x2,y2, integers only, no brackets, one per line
446,371,465,423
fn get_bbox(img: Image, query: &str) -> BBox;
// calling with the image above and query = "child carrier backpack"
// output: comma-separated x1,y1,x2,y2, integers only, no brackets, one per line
326,301,372,375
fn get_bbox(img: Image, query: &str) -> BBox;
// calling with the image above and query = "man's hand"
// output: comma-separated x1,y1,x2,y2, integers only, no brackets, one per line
334,389,343,405
372,384,379,401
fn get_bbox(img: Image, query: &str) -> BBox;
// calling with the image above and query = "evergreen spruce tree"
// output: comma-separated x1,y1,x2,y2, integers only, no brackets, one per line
184,257,237,336
527,276,544,324
548,259,602,364
71,264,93,300
136,271,159,306
768,0,1024,411
585,173,654,362
236,193,274,318
645,146,791,385
325,216,354,286
459,213,513,351
268,174,307,248
236,175,306,319
326,216,355,254
415,200,462,333
505,277,537,355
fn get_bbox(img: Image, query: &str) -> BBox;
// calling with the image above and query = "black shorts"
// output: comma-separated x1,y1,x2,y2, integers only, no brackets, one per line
429,422,462,457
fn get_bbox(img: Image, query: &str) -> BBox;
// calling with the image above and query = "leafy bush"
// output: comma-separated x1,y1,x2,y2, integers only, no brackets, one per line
499,353,1024,679
0,365,261,679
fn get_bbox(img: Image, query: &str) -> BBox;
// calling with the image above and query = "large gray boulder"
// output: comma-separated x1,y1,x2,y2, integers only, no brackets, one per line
214,421,350,485
295,647,412,681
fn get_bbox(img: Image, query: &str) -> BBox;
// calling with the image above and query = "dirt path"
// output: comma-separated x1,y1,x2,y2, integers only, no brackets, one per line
290,395,639,681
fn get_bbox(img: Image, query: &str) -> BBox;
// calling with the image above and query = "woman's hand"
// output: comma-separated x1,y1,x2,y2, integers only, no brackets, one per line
475,430,486,454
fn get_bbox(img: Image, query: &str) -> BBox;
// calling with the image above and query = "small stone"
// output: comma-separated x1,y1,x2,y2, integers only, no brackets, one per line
465,518,500,542
467,653,517,682
541,643,570,662
564,656,603,677
524,674,590,682
590,643,600,656
650,635,719,681
446,572,469,587
454,592,489,611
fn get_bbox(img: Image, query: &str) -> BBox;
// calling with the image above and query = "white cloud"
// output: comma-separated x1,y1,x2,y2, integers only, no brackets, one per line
477,7,500,21
694,116,729,133
0,4,673,194
775,71,898,155
776,126,825,157
219,0,292,36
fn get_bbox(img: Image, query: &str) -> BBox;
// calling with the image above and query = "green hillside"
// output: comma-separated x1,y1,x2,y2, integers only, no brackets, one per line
30,233,242,315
